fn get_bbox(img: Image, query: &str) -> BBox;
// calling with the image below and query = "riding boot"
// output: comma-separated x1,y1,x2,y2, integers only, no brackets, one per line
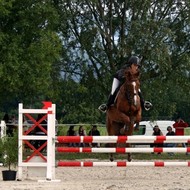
138,91,145,109
138,91,152,111
98,78,120,113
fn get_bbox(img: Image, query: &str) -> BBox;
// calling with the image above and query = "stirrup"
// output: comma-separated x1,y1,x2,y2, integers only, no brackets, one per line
144,101,152,111
98,104,107,113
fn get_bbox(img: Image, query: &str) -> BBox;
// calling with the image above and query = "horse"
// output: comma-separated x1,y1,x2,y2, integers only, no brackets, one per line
106,69,142,162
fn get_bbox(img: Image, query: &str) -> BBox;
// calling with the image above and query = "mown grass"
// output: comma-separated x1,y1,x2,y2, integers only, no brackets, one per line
57,124,144,136
23,151,190,161
56,152,190,161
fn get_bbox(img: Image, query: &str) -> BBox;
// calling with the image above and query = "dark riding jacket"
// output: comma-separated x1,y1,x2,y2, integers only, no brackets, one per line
114,65,129,81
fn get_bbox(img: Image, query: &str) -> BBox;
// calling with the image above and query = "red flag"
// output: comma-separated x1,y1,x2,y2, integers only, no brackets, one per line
42,101,52,109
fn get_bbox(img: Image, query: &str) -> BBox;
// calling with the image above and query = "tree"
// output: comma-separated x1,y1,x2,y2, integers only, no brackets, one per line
56,0,190,122
1,0,190,123
0,0,62,111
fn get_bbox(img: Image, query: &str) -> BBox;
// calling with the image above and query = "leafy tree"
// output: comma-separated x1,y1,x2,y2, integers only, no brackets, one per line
0,0,62,111
1,0,190,124
56,0,190,122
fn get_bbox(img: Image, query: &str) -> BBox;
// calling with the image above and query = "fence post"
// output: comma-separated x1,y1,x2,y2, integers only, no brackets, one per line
0,120,6,138
18,103,24,180
46,104,56,180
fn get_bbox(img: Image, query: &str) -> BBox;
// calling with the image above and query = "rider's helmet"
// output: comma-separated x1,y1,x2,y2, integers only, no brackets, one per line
128,56,141,67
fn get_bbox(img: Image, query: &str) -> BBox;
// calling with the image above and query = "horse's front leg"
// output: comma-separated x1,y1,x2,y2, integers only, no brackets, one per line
128,120,135,135
108,108,131,134
133,112,142,131
120,120,134,135
108,107,131,126
126,142,132,162
108,143,116,162
110,153,114,162
122,122,134,162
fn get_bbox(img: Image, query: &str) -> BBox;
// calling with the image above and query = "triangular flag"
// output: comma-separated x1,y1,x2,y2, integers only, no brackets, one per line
42,101,52,109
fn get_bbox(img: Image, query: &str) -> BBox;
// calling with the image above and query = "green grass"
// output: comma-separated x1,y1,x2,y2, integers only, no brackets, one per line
57,124,144,136
57,124,108,136
23,150,190,161
56,152,190,161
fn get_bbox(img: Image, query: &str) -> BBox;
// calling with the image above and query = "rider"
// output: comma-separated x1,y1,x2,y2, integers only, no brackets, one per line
98,56,152,113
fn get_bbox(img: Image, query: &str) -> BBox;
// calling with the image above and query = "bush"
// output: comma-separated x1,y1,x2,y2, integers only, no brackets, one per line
0,131,18,170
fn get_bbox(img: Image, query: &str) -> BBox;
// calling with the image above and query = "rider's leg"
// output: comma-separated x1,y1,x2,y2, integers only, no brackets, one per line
98,78,120,112
107,78,120,106
138,89,144,108
138,90,152,111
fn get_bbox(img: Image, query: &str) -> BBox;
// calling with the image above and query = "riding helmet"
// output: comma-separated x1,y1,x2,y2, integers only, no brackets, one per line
128,56,141,66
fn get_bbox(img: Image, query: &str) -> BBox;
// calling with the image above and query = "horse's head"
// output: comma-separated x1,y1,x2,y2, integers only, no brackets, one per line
124,69,140,82
123,69,140,106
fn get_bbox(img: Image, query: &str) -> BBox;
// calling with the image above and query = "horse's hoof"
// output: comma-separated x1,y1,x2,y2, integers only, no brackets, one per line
128,156,132,162
128,158,132,162
110,158,114,162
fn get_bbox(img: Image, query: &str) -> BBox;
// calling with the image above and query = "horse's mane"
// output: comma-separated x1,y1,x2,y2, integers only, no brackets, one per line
125,69,140,82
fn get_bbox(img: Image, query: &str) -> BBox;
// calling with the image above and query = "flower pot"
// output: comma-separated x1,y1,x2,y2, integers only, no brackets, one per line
2,170,17,181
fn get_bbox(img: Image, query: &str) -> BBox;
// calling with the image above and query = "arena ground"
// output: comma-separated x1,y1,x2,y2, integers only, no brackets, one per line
0,160,189,190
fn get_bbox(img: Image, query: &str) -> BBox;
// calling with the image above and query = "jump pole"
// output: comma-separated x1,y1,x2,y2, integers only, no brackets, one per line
56,147,190,153
57,161,190,167
57,135,190,144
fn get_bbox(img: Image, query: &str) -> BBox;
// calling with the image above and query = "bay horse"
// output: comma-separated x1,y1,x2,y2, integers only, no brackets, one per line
106,69,142,161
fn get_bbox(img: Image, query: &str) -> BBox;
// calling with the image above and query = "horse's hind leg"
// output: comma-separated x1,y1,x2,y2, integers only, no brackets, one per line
107,143,115,162
110,153,114,162
125,123,134,162
128,153,132,162
107,115,124,162
126,143,132,162
107,108,131,134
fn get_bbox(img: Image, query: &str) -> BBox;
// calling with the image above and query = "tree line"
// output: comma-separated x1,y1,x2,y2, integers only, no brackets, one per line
0,0,190,123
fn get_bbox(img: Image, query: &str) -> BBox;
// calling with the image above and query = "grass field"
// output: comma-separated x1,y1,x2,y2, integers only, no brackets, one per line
57,124,145,136
56,152,190,161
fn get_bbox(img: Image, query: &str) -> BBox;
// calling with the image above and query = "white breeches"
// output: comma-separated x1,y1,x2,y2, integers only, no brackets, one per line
111,78,120,95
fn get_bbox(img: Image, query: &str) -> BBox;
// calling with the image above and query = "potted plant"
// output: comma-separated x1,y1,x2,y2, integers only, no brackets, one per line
0,130,18,181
